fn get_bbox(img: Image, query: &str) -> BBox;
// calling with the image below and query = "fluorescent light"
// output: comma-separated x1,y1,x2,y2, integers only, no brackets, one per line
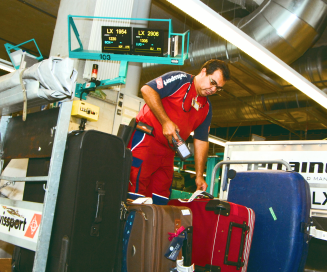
166,0,327,110
190,131,227,147
0,58,15,72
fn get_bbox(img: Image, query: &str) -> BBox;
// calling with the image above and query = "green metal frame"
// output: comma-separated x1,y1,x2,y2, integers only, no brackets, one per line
4,39,43,70
68,15,190,65
174,156,196,173
170,189,193,200
75,60,128,99
171,153,224,199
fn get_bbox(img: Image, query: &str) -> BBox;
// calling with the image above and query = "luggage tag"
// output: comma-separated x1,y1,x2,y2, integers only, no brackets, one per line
178,190,214,203
132,197,153,204
165,226,186,261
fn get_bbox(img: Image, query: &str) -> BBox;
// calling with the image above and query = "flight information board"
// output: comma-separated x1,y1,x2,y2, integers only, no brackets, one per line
102,26,132,54
133,28,164,57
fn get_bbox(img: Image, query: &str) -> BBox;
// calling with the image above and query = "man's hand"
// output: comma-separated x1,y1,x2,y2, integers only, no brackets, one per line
195,176,208,191
162,120,179,144
194,138,209,191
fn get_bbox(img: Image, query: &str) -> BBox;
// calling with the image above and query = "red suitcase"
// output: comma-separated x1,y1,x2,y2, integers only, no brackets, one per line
169,195,255,272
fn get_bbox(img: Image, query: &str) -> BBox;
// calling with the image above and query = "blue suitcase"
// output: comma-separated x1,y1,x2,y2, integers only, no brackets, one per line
227,170,311,272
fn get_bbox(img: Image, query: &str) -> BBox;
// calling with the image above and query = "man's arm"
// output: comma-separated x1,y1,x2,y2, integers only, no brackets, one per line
141,85,179,143
193,138,209,191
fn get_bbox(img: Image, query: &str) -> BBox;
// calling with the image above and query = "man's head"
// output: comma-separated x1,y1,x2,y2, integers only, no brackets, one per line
195,59,230,97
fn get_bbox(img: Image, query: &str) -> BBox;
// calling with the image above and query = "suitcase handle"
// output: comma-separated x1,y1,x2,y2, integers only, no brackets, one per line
224,221,250,269
205,200,230,216
90,181,105,236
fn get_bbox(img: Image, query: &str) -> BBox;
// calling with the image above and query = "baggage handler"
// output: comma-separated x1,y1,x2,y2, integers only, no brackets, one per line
128,59,230,204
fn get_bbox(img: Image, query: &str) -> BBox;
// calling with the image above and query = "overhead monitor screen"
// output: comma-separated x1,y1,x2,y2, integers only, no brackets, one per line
102,26,132,54
133,28,164,57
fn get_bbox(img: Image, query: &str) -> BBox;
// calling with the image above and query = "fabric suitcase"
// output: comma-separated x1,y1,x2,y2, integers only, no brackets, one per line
12,130,132,272
227,170,311,272
169,197,255,272
122,203,193,272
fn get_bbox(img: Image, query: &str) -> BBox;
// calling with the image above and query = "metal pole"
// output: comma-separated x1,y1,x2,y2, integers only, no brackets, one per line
0,116,11,174
33,101,72,272
210,159,292,195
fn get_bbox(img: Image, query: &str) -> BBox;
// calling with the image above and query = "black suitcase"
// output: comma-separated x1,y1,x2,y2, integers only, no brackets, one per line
12,130,132,272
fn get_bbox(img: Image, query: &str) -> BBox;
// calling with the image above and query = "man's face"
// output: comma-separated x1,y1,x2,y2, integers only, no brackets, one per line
195,68,226,97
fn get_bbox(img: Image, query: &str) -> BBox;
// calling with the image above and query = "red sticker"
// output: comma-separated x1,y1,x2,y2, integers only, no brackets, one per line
156,77,164,89
24,214,42,239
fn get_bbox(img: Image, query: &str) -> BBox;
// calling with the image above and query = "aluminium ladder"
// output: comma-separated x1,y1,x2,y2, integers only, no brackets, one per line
0,101,73,272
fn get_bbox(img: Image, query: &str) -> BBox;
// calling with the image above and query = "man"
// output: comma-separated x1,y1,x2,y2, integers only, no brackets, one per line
127,59,230,204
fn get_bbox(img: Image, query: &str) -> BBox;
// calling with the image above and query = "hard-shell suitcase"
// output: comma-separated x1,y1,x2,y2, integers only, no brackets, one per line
169,197,255,272
227,170,311,272
122,203,193,272
12,130,132,272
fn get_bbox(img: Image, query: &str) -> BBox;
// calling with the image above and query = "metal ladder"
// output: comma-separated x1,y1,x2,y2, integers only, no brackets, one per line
0,101,73,272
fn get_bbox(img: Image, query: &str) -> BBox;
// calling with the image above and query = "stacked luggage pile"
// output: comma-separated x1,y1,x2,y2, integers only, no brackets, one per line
11,130,311,272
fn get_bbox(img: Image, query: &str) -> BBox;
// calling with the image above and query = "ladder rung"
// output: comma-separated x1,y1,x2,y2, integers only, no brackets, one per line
0,176,48,182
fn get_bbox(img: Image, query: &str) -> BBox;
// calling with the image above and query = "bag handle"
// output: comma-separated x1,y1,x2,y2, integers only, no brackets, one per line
90,181,105,236
224,221,249,269
211,159,292,195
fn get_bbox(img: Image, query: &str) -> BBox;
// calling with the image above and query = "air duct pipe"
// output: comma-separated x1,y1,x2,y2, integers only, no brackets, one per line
211,91,314,123
141,0,327,86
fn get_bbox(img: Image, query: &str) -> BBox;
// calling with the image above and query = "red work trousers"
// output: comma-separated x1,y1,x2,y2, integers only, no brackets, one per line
127,131,175,204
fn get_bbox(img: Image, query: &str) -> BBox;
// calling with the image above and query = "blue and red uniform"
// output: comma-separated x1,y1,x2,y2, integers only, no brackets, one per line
128,71,212,204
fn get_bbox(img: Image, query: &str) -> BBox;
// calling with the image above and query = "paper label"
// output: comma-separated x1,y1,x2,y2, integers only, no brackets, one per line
181,209,191,216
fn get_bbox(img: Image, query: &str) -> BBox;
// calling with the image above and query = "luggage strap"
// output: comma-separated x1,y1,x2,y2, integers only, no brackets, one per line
19,68,27,121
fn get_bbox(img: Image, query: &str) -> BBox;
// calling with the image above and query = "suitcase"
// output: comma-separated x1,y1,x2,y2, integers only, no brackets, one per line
122,203,193,272
12,130,132,272
169,197,255,272
227,170,311,272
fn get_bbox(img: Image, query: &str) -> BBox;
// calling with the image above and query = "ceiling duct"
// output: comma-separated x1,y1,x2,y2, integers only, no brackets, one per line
210,90,327,130
142,0,327,85
226,0,262,12
289,45,327,89
185,43,327,132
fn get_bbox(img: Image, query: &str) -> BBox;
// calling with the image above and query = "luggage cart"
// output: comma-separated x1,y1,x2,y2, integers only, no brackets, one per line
0,101,73,272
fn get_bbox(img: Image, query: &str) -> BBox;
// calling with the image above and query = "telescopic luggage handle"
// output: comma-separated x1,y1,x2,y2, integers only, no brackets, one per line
210,159,292,195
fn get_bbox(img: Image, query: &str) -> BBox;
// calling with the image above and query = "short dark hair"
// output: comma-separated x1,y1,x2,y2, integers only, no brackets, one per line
200,59,230,81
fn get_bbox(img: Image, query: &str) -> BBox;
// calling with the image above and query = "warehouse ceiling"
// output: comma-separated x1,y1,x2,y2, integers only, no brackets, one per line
143,0,327,138
0,0,59,65
1,0,327,139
